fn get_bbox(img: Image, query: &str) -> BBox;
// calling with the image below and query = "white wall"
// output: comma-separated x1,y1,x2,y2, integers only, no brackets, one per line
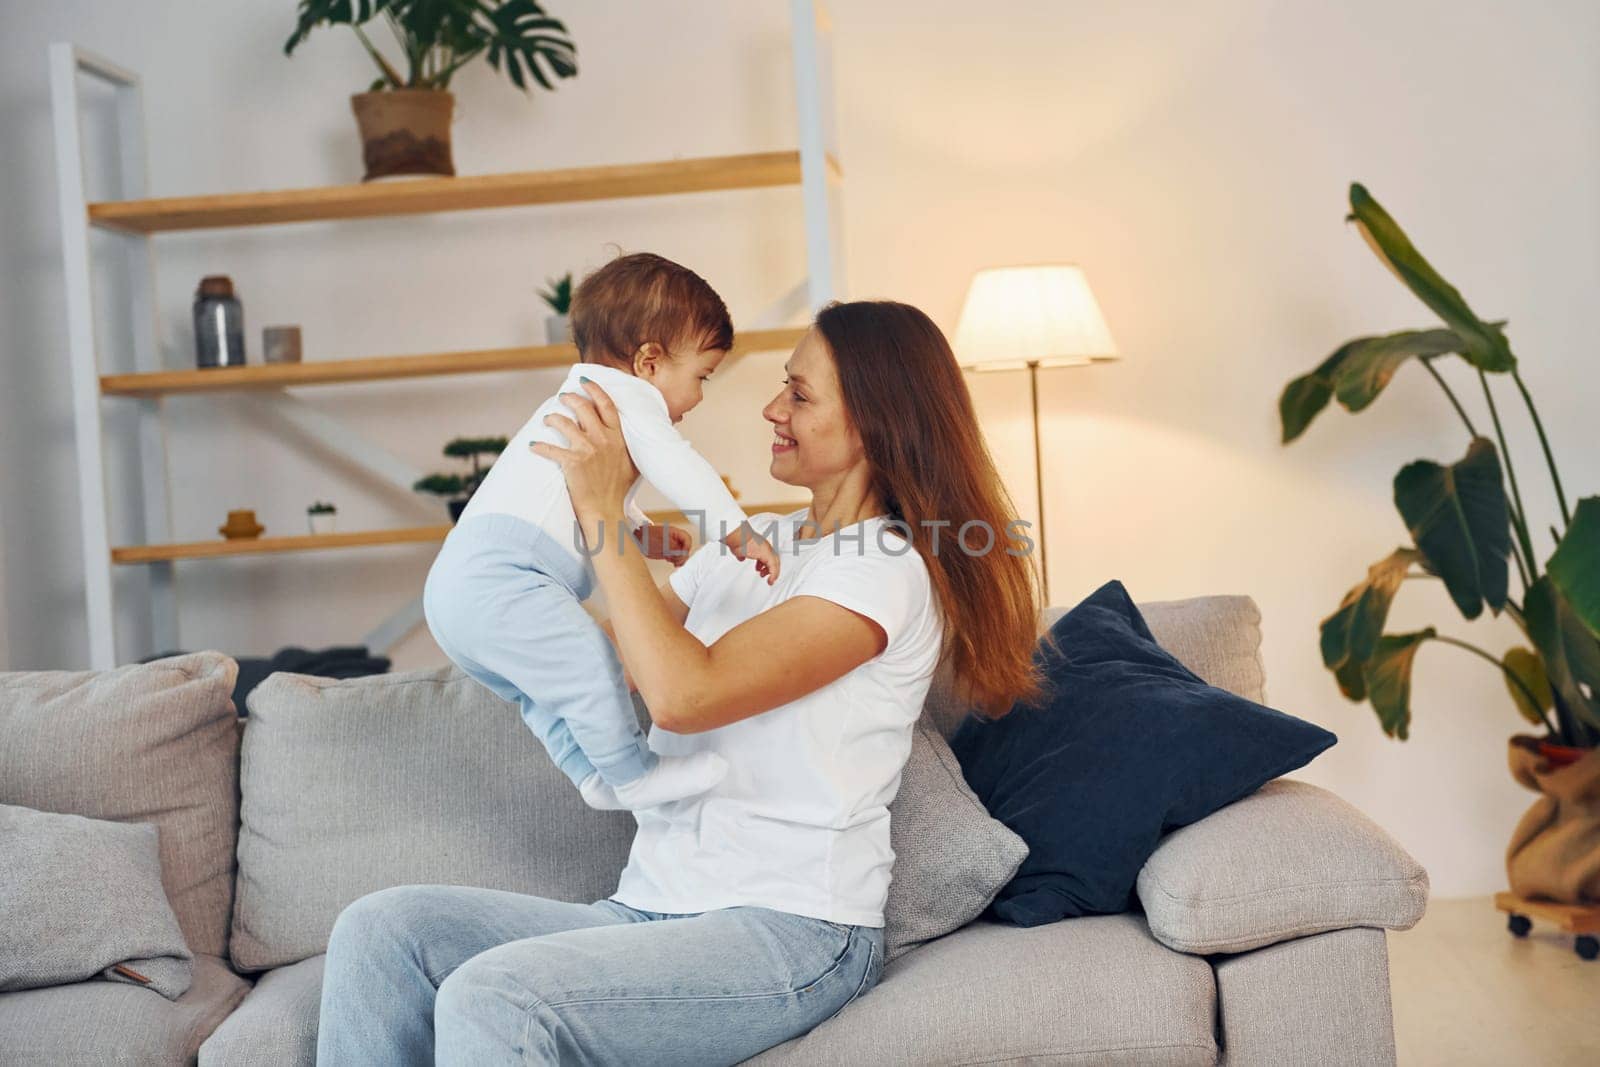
1,0,1595,897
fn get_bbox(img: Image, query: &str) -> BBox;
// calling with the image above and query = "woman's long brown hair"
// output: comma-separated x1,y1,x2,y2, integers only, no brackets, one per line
815,300,1045,716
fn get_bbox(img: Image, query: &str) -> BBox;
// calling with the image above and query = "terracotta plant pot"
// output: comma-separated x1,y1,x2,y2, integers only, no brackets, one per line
350,90,455,181
1507,736,1600,904
219,509,265,540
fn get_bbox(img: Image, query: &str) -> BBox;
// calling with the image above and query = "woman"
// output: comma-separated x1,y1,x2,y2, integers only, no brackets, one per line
316,301,1043,1066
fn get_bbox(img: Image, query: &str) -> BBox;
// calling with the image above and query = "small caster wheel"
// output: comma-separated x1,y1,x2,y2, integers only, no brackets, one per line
1508,913,1532,938
1576,935,1598,961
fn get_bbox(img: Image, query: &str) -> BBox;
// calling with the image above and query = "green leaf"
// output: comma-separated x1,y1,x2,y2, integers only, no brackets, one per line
1363,629,1436,740
1393,437,1510,620
1347,184,1515,373
1320,548,1423,700
1547,496,1600,641
1280,343,1350,443
482,0,578,93
1502,647,1554,727
1331,329,1462,413
1523,576,1600,733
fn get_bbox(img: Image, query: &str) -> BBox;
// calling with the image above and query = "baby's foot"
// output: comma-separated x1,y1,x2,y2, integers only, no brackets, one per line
612,752,729,810
578,771,628,812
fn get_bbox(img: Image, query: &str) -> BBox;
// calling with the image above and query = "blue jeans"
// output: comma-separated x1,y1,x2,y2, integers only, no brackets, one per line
315,885,885,1065
423,513,656,789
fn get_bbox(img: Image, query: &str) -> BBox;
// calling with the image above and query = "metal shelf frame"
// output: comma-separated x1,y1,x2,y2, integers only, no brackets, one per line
49,0,841,668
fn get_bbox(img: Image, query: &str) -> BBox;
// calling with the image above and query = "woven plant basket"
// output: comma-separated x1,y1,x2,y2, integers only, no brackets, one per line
1507,737,1600,904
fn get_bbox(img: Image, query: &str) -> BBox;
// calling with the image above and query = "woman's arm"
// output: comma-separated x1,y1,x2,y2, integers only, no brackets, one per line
600,578,690,693
535,382,886,734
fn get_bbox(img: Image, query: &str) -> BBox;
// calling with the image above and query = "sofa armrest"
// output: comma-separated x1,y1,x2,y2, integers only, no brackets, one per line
1135,779,1428,955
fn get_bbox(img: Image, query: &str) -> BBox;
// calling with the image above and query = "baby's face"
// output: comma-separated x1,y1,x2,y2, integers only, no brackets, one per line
649,345,728,423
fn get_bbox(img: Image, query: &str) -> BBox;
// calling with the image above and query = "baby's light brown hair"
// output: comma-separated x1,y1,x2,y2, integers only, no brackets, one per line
569,252,734,370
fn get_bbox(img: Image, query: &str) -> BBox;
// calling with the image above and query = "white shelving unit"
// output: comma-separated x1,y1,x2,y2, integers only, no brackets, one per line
49,0,843,669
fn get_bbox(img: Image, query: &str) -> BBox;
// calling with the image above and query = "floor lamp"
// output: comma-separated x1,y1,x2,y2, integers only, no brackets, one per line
954,265,1120,604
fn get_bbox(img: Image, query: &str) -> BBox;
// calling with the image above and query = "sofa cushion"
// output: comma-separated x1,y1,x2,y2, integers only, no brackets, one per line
949,580,1336,924
0,953,248,1067
1137,778,1429,954
0,804,193,999
750,914,1216,1066
198,954,324,1067
0,652,240,959
921,594,1267,738
883,719,1027,961
231,666,640,971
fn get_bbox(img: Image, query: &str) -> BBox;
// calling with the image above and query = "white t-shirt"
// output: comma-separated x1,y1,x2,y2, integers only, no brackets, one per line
462,362,748,566
610,508,946,927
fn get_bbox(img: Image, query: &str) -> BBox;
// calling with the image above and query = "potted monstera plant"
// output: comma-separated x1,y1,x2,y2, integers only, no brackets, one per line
1281,183,1600,909
284,0,577,180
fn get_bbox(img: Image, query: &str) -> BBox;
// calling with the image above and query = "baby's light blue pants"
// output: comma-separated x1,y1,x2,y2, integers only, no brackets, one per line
422,512,657,788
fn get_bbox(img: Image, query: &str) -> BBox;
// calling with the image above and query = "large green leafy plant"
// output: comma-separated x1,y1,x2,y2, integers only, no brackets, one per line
285,0,576,94
1281,184,1600,747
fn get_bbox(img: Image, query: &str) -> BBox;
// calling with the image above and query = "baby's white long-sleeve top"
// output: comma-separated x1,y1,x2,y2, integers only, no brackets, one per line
460,362,748,567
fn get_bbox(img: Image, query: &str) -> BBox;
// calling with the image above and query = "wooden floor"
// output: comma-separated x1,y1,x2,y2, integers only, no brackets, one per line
1389,896,1600,1065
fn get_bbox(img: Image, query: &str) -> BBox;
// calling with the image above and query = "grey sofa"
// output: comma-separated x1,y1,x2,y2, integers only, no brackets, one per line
0,595,1428,1066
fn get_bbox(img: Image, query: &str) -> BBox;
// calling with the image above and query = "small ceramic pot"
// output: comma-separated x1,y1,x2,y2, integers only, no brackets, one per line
546,313,571,345
219,509,265,540
351,89,455,180
264,326,303,364
448,498,470,523
307,512,337,536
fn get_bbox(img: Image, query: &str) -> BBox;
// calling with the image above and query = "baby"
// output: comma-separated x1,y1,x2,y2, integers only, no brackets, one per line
423,253,779,812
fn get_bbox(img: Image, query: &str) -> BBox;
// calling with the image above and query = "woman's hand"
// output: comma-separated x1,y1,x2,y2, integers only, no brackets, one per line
529,379,637,527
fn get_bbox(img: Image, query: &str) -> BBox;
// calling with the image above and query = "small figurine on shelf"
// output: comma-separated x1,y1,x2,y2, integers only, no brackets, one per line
539,272,573,344
264,325,304,364
218,509,265,540
414,436,508,521
307,501,338,535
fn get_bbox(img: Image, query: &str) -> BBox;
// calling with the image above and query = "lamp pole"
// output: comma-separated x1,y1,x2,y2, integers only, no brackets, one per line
1028,360,1049,603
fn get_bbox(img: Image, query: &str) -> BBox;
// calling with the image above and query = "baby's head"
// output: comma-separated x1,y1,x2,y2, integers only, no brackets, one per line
570,253,733,423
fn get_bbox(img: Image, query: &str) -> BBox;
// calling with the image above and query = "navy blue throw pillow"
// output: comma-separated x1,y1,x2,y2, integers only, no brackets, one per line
949,579,1336,926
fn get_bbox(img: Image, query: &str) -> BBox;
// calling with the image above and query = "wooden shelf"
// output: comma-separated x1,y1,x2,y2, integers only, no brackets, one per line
87,151,841,234
100,327,806,397
111,503,805,564
112,525,449,564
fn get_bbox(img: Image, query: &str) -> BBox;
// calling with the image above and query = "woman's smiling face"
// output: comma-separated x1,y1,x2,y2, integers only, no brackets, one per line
762,327,865,489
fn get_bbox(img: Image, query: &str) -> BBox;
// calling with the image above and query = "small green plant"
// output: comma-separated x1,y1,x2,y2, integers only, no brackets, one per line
1280,184,1600,748
284,0,577,95
413,436,508,500
307,500,338,514
538,272,573,314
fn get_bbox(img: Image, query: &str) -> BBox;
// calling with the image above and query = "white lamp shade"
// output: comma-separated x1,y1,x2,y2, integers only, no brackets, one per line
953,264,1120,371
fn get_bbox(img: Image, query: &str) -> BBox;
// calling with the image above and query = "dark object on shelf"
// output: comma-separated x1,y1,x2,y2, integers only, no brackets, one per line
1495,891,1600,961
141,644,390,715
194,275,245,368
448,498,469,522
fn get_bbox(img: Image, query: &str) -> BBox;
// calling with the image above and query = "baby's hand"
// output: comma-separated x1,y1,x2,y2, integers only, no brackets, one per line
721,523,781,585
632,523,694,567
